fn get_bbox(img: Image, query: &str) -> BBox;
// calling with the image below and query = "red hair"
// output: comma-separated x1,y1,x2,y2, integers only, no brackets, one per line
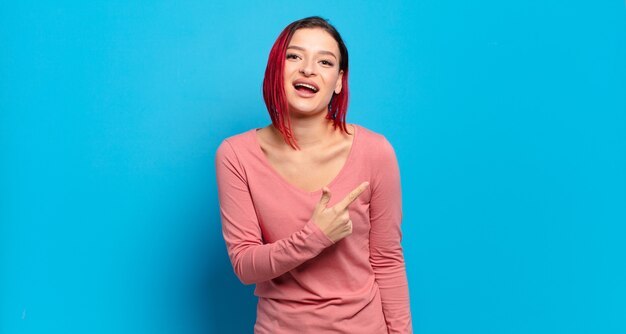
262,16,350,150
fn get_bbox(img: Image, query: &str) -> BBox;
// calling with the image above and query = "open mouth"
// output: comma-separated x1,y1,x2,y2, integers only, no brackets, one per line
293,81,319,94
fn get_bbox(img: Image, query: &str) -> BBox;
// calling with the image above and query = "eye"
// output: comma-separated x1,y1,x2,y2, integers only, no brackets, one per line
286,53,301,60
320,60,334,67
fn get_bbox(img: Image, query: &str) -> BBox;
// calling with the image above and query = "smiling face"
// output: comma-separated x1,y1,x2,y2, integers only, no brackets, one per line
284,28,344,117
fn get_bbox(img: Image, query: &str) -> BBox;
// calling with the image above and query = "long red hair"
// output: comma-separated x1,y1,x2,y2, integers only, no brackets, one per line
262,16,350,150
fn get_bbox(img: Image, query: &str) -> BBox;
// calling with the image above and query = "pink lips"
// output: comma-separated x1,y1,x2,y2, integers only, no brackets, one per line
292,79,319,98
293,79,319,91
294,87,316,98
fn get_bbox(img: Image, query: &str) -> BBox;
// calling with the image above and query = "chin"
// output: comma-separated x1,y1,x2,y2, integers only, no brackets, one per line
287,102,319,115
287,100,332,117
290,109,322,118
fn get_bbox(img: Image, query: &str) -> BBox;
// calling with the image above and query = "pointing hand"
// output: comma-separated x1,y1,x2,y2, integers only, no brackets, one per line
311,182,369,243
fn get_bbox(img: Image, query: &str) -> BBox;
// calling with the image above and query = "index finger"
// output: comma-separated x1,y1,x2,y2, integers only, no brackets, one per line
335,181,370,211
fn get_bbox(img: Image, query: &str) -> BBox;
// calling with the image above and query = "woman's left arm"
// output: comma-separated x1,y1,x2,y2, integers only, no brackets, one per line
369,136,413,334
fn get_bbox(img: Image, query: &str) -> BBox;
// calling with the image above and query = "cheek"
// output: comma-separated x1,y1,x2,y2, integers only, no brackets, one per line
325,73,340,91
284,61,300,73
283,63,295,81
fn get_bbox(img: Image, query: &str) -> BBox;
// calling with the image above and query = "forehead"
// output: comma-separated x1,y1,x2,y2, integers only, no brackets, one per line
288,28,340,55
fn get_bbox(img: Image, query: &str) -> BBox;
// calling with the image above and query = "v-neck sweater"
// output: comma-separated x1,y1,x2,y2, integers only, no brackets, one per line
215,124,412,333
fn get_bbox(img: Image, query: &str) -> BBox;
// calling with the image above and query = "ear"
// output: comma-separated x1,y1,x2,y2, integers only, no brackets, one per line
334,70,344,94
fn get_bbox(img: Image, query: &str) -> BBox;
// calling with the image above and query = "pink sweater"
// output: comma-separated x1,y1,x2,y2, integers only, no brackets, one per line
215,124,412,333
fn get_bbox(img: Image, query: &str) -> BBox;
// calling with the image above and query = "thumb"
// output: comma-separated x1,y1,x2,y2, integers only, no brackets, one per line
315,186,332,212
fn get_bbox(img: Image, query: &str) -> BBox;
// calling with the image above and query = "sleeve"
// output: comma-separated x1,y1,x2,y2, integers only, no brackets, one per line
369,136,413,333
215,139,335,285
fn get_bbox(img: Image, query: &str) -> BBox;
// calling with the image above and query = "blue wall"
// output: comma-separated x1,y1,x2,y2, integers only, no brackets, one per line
1,1,625,333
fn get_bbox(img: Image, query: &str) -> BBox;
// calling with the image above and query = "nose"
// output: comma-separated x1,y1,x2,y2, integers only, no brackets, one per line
299,58,315,76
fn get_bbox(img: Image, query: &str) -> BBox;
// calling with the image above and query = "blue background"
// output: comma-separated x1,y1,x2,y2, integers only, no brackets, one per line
2,1,625,333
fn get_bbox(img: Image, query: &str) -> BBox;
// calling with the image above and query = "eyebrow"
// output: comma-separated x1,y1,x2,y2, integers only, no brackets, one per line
286,45,338,60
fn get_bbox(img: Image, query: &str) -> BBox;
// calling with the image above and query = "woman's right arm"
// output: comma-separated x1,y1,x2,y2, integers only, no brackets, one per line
215,140,335,285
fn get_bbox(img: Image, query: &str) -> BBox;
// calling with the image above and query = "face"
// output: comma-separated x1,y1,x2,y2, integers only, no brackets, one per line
283,28,343,117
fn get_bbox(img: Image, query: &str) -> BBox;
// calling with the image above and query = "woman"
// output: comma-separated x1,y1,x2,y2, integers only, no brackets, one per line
215,16,412,333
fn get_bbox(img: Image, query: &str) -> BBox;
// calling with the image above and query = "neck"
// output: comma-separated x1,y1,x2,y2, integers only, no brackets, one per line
273,110,336,150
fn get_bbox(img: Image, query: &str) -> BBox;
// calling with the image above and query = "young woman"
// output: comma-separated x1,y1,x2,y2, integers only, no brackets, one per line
215,16,412,333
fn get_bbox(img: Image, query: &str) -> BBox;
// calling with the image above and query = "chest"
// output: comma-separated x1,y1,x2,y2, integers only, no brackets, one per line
248,172,373,245
248,126,371,244
262,144,351,193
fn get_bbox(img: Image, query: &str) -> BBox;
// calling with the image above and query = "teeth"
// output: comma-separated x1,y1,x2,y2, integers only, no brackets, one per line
294,83,318,92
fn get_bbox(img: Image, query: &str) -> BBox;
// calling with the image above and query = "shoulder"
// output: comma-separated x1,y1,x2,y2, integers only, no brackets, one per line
222,128,257,148
216,128,256,153
352,125,401,187
353,124,397,157
215,128,258,165
215,128,261,181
